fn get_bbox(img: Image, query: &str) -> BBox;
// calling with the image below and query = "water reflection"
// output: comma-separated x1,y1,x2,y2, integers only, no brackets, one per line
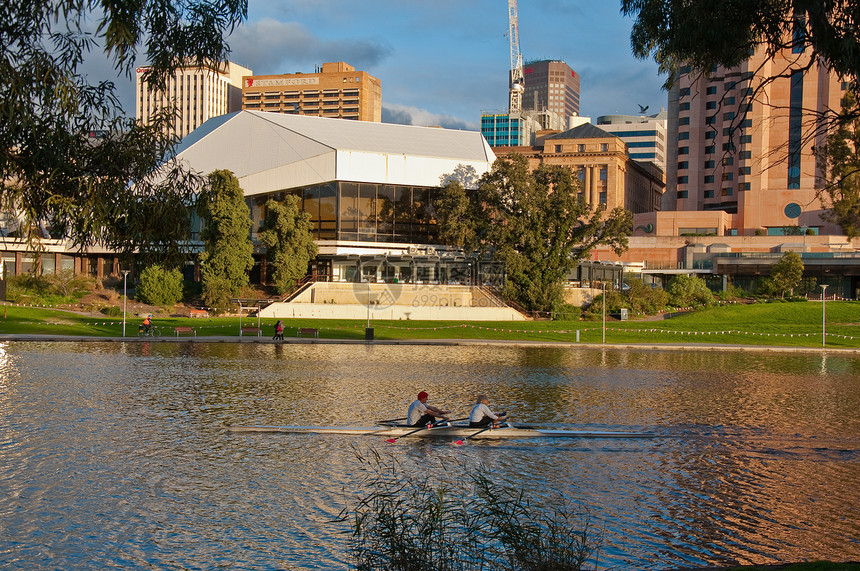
0,341,858,569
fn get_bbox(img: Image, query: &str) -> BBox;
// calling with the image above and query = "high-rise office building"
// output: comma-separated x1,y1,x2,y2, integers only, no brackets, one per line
241,62,382,122
521,59,580,124
136,60,251,140
668,45,846,235
597,112,668,173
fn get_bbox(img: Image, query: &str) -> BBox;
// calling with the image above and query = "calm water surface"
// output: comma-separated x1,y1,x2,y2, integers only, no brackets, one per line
1,341,858,569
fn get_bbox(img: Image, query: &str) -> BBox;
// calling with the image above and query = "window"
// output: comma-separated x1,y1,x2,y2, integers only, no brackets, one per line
680,87,691,97
678,190,688,198
723,112,735,121
722,187,734,196
741,135,752,144
678,132,689,140
706,115,716,125
705,131,716,140
677,176,688,184
722,172,734,181
706,86,717,95
555,145,563,152
704,160,715,168
704,189,714,198
679,102,690,111
704,175,715,183
741,151,752,159
706,101,717,110
740,166,751,175
705,145,715,154
722,142,736,151
725,96,736,105
679,117,690,125
577,144,585,152
678,161,689,170
722,157,734,166
601,143,608,151
788,70,803,188
678,146,689,155
742,119,752,128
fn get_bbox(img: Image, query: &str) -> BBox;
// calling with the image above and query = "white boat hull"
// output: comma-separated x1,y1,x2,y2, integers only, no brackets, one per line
225,424,656,439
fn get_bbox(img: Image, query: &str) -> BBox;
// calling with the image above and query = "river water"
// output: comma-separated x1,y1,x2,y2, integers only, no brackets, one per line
0,341,858,570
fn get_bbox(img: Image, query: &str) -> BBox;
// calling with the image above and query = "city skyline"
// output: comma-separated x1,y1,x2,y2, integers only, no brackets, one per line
92,1,668,131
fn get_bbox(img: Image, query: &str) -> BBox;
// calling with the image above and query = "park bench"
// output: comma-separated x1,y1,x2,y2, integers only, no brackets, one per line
240,327,262,337
297,327,319,338
189,309,209,318
174,326,196,337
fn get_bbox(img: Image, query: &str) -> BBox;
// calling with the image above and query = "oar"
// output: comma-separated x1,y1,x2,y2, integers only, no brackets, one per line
385,421,438,443
376,417,407,424
454,424,495,445
454,413,508,446
384,417,468,444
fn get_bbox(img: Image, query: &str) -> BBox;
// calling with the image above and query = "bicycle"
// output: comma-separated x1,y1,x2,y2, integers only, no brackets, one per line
138,326,161,338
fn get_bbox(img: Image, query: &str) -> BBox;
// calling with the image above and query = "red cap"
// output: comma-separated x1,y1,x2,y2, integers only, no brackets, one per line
417,391,428,400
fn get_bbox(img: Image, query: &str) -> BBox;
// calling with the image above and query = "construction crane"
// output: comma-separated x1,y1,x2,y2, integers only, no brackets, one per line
508,0,524,114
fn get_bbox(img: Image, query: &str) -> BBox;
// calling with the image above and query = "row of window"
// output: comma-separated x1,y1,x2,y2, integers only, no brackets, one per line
677,183,750,200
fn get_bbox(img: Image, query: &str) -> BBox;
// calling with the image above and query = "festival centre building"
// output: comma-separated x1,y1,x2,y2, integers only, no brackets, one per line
174,110,503,297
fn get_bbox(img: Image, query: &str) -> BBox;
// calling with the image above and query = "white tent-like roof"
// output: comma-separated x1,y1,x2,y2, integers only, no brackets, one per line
173,111,495,196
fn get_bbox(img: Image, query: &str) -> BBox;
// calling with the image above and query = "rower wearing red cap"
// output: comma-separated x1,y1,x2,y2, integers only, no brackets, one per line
407,391,451,426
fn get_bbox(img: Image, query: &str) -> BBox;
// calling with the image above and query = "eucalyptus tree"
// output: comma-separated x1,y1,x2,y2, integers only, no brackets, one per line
0,0,247,262
435,154,632,314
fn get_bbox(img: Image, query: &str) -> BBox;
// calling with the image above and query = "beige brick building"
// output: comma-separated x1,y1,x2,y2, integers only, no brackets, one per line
135,60,251,139
242,62,381,122
493,123,665,214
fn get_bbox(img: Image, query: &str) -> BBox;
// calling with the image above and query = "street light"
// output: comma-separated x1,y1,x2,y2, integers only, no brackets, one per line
602,281,606,344
121,269,130,337
820,284,828,347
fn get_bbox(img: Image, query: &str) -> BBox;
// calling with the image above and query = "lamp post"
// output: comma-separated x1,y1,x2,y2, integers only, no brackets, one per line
121,270,129,337
820,284,828,347
602,281,606,344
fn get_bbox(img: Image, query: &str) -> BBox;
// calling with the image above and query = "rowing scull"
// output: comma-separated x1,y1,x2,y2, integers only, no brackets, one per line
225,423,656,439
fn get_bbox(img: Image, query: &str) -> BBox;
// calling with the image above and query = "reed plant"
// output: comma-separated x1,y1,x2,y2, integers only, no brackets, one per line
341,449,599,571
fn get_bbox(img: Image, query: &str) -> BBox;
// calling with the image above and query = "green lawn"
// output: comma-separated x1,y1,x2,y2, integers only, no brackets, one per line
1,300,859,348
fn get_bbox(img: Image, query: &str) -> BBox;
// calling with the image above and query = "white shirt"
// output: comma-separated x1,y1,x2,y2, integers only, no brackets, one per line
469,402,498,423
407,400,429,425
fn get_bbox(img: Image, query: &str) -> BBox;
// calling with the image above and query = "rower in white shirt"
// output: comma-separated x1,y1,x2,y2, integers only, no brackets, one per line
407,391,451,426
469,394,507,428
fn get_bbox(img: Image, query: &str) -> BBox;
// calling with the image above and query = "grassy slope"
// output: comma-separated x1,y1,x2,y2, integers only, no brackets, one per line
0,300,858,348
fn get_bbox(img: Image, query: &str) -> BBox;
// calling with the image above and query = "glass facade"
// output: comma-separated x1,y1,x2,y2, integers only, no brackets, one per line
250,181,439,244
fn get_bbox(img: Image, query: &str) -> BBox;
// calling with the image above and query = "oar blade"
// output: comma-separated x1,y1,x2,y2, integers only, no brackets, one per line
385,437,398,444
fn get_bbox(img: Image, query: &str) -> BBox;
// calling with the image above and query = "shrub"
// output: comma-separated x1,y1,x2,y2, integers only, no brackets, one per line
136,265,184,307
342,451,599,571
665,274,714,308
6,271,95,305
101,305,122,317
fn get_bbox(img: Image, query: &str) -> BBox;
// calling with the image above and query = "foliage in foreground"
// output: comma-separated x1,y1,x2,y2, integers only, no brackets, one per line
342,449,599,571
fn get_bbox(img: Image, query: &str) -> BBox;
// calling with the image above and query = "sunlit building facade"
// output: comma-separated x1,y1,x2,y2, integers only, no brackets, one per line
241,62,382,122
135,60,251,139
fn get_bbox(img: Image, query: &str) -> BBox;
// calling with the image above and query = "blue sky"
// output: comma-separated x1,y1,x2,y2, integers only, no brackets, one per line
107,0,668,131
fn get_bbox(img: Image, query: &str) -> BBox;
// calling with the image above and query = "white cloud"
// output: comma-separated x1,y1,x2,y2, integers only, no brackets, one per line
382,102,477,131
228,18,392,75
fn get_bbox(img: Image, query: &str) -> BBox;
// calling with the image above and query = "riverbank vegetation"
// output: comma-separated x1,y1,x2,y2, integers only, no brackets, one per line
1,300,858,349
341,451,599,571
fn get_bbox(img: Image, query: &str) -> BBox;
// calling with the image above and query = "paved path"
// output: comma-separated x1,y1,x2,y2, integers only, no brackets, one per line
1,334,858,354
